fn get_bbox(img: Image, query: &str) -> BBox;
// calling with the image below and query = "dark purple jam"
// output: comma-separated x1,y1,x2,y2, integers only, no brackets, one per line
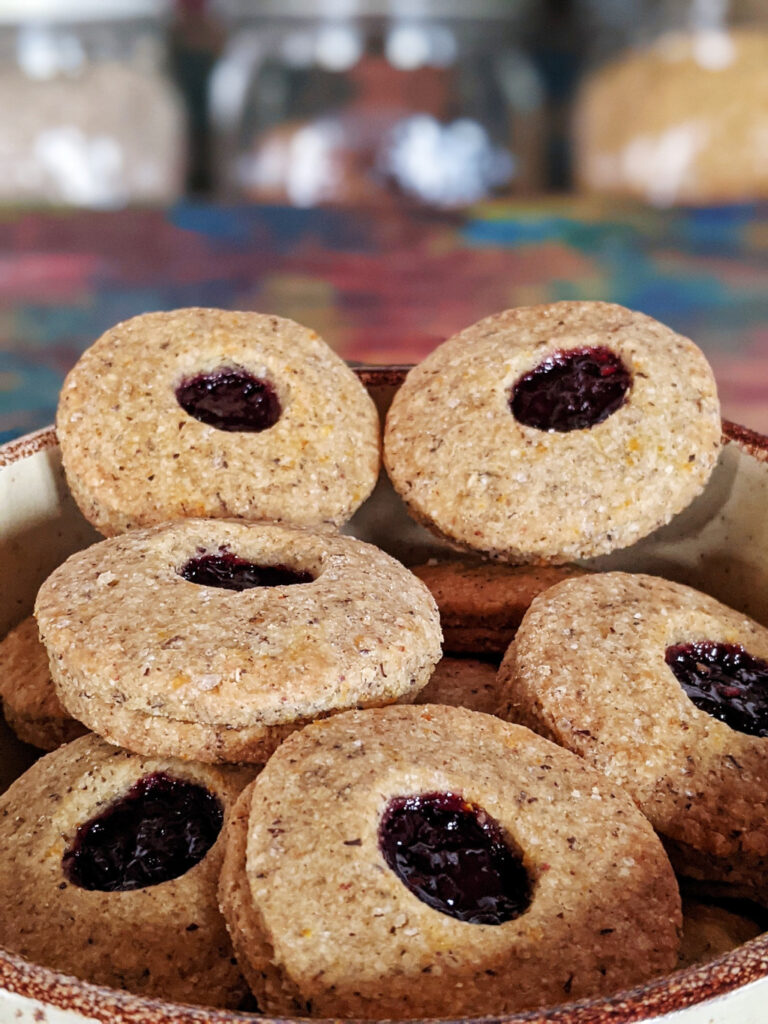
379,792,530,925
510,347,631,432
666,641,768,737
176,369,281,432
179,552,314,591
62,772,223,892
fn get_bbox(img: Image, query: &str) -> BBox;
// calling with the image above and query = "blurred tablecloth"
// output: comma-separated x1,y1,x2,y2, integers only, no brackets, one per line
1,199,766,444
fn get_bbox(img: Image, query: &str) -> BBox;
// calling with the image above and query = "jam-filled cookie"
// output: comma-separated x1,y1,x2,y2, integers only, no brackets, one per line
384,301,721,563
414,656,500,715
56,307,380,537
219,704,680,1019
499,572,768,903
0,733,253,1006
35,519,442,764
411,559,588,654
0,616,86,750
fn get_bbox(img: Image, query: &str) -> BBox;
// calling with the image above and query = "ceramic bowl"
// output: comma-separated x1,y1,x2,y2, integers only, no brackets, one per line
2,367,768,1024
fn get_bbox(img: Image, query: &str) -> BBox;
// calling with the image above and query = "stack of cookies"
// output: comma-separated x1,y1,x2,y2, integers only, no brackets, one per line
0,300,764,1018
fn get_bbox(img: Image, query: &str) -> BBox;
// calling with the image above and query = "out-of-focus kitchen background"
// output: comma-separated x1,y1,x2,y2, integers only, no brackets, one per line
1,0,766,440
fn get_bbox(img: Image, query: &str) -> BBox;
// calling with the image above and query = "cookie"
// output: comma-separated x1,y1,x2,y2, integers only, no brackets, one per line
384,301,721,563
0,733,254,1006
679,897,764,969
0,616,86,750
498,571,768,902
219,704,681,1019
35,519,442,764
56,307,381,537
411,559,588,654
414,656,500,715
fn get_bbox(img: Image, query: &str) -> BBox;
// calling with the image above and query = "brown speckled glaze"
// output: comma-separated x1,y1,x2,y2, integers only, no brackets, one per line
1,368,768,1024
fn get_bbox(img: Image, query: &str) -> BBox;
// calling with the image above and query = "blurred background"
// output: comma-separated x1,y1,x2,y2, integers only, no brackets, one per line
0,0,766,439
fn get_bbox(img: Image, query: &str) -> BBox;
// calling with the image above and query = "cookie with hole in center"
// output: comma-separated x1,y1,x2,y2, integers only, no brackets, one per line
0,616,86,750
56,307,381,537
35,519,442,765
218,704,680,1019
384,301,721,564
498,571,768,903
411,559,588,654
0,733,254,1006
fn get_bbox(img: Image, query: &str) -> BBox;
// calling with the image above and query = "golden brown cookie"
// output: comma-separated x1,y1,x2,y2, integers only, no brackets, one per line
411,559,588,654
0,733,254,1006
219,704,681,1019
384,301,721,563
35,519,442,764
414,656,500,715
499,571,768,903
56,307,381,537
679,897,764,969
0,616,86,750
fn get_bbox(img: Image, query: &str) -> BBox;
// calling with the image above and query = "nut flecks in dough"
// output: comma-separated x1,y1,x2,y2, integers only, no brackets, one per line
498,571,768,902
57,307,381,537
384,301,721,563
219,704,681,1019
35,519,442,764
0,734,255,1006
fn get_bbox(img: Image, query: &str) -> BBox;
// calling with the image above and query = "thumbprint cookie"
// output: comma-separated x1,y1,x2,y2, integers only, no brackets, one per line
0,734,254,1006
384,302,720,563
499,572,768,903
57,307,380,537
35,519,442,764
219,704,680,1018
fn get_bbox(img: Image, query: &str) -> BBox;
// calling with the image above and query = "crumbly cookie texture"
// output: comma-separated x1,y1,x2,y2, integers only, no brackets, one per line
219,704,681,1019
56,307,381,537
498,572,768,901
414,656,500,715
0,733,254,1006
0,616,86,750
35,519,442,764
411,559,588,654
384,301,721,563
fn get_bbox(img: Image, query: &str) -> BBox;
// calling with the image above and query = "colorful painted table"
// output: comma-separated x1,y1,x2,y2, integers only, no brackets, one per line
1,199,766,443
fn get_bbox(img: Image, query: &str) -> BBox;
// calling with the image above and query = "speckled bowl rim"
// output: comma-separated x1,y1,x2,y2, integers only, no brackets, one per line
2,365,768,1024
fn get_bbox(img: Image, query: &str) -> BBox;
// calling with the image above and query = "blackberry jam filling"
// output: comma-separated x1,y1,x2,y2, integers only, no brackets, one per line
62,772,223,892
179,552,314,591
176,369,281,432
379,792,530,925
511,347,631,432
666,641,768,737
